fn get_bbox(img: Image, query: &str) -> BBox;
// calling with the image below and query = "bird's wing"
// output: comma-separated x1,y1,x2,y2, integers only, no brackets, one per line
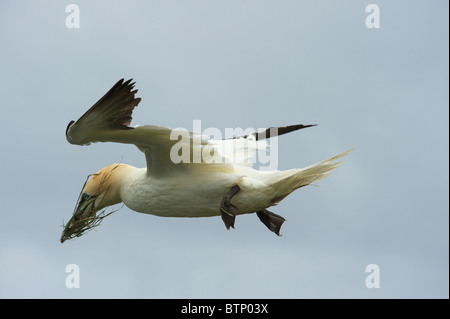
66,79,230,176
66,79,315,176
65,79,141,145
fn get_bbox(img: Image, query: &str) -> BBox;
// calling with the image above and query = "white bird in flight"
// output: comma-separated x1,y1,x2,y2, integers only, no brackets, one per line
61,79,351,243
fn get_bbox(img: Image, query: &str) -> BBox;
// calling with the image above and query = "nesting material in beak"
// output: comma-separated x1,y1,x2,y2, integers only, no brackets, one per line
60,208,115,243
60,173,119,243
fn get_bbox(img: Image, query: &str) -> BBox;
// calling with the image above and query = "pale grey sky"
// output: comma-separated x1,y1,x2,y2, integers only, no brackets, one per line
0,0,448,298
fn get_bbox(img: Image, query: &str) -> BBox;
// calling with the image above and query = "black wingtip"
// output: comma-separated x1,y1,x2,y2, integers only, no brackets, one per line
225,123,318,140
112,78,136,89
123,78,133,86
253,123,318,140
65,120,75,136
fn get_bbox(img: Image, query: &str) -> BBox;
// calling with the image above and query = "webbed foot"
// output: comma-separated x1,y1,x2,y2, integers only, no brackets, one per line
220,185,240,230
256,209,286,236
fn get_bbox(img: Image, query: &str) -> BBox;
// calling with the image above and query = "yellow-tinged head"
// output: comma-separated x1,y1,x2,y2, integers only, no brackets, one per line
61,163,133,243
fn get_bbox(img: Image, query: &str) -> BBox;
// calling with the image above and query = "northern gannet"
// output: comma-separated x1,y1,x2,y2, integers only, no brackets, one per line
61,79,351,243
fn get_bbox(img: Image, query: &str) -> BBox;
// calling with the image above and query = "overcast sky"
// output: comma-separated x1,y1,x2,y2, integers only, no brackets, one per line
0,0,448,298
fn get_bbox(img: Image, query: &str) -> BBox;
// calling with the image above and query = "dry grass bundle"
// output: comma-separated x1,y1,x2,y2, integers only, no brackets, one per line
60,207,119,243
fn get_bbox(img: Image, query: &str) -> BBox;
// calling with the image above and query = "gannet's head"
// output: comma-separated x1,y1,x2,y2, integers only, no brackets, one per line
61,163,131,243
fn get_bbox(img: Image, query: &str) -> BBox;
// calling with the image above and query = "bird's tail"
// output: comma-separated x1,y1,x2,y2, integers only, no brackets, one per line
269,149,353,205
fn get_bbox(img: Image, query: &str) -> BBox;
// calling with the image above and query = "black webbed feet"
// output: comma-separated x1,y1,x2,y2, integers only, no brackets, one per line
219,186,286,236
256,209,286,236
220,185,240,230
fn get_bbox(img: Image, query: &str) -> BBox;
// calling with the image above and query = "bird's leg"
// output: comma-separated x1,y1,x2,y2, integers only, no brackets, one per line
256,209,286,236
220,185,241,230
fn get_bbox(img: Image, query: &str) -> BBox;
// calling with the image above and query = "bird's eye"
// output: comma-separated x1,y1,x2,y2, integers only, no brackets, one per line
80,193,89,203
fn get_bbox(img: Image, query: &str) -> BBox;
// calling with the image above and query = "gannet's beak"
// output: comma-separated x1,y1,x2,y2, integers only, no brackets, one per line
74,194,97,219
60,194,97,243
